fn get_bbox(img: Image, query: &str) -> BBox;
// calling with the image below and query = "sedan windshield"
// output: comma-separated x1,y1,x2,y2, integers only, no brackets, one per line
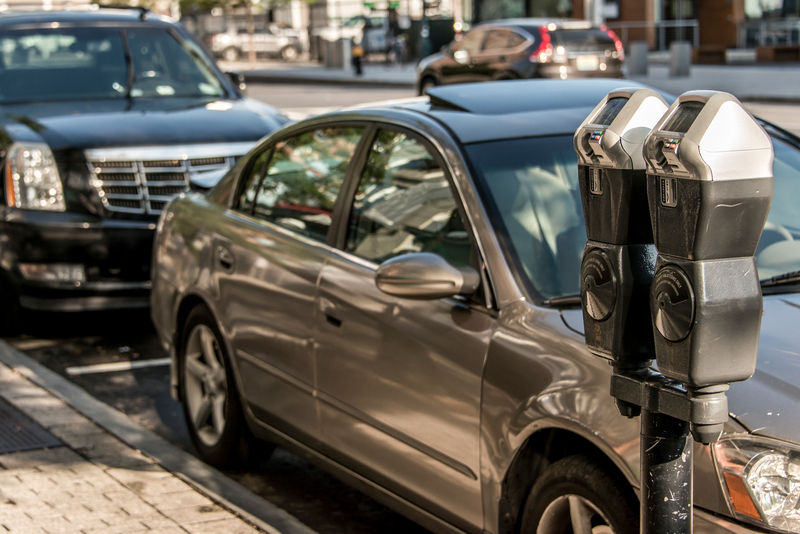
0,26,225,104
466,133,800,301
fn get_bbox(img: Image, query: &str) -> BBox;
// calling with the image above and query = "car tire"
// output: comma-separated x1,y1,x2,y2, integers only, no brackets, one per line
420,76,438,96
520,455,639,534
223,47,240,62
180,305,274,468
281,45,299,62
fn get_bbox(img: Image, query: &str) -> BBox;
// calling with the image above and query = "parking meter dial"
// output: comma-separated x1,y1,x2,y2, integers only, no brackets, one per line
581,250,616,321
651,266,694,342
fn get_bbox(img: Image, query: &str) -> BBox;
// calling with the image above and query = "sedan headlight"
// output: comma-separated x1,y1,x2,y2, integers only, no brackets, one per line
713,436,800,533
5,142,65,211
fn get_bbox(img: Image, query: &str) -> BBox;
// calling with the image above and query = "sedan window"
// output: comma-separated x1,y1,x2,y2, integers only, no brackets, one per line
345,130,472,268
455,30,485,54
250,127,363,242
508,31,528,48
466,135,583,301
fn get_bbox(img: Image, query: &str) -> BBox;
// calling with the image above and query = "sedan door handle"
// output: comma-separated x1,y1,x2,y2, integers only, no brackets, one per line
216,245,234,270
325,313,342,328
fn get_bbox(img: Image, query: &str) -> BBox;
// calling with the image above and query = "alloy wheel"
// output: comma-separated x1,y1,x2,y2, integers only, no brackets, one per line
184,324,228,447
537,494,616,534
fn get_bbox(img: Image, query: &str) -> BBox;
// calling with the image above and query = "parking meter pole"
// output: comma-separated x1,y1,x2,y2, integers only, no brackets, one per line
640,410,692,534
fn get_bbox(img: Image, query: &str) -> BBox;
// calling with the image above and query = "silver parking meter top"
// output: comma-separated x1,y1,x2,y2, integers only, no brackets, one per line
645,91,772,183
643,90,774,260
575,88,669,171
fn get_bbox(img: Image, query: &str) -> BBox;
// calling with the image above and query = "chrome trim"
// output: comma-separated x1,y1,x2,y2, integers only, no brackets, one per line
86,142,255,215
85,142,257,161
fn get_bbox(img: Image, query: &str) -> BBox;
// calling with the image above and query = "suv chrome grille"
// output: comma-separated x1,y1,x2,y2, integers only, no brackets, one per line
85,142,256,216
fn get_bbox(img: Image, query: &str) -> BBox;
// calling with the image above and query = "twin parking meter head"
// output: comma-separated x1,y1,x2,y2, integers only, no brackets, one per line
574,89,669,365
644,91,773,440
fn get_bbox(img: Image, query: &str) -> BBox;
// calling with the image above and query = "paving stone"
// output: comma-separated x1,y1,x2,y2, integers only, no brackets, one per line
82,519,152,533
76,436,139,459
144,490,215,511
147,528,189,534
20,408,87,428
104,465,170,485
182,518,262,534
161,504,234,525
124,477,192,496
48,421,106,439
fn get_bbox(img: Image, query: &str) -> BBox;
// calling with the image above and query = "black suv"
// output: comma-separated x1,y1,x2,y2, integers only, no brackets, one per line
0,7,288,331
416,18,625,94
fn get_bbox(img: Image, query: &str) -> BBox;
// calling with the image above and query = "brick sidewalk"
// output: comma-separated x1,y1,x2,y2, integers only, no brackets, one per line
0,362,264,534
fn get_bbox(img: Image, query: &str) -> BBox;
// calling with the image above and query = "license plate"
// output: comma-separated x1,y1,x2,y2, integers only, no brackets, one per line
576,55,599,71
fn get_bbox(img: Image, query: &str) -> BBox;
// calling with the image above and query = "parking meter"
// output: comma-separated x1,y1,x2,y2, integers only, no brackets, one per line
574,89,669,367
643,91,773,440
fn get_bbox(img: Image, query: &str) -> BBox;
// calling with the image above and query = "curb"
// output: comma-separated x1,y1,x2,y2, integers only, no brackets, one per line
0,340,317,534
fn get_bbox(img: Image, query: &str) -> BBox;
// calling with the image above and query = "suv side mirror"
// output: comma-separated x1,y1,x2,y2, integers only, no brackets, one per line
375,253,479,300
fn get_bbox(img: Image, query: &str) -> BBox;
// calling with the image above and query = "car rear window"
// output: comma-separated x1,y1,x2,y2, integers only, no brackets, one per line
551,29,614,47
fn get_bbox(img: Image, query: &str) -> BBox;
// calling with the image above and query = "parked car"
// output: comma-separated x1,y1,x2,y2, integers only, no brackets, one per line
312,15,391,54
152,78,800,534
416,18,624,94
0,7,288,332
207,26,304,62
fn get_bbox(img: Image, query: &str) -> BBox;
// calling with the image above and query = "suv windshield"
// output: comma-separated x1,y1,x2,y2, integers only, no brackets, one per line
0,26,225,104
467,133,800,301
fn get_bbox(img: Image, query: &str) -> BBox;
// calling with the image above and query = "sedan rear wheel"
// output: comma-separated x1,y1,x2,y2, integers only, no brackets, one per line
180,305,273,468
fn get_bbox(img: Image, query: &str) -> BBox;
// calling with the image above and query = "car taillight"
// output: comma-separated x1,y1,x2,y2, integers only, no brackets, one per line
601,24,625,61
530,26,553,63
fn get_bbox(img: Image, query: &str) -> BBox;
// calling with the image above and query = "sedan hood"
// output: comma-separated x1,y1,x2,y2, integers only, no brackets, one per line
561,292,800,445
0,97,286,151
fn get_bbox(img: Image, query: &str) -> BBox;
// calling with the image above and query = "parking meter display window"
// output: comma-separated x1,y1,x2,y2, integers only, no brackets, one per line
661,101,705,134
592,97,628,126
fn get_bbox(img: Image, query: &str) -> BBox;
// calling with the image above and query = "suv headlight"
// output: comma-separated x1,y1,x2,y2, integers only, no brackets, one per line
5,142,65,211
713,436,800,533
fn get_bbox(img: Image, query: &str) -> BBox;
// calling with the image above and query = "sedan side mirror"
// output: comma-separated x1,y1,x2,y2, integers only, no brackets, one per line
375,253,480,300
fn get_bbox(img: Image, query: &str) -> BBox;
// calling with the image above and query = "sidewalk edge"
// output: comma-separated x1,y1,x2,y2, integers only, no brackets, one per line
0,340,317,534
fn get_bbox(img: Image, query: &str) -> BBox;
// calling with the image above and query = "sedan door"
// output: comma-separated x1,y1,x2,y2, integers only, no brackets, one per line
314,127,494,533
213,126,364,447
440,29,487,85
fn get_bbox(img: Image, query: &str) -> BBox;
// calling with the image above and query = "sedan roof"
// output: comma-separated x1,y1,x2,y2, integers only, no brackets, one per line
0,9,172,26
402,79,671,144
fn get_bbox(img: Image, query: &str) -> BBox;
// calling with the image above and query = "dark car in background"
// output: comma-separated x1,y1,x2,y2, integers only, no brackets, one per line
416,18,624,94
0,7,288,332
152,78,800,534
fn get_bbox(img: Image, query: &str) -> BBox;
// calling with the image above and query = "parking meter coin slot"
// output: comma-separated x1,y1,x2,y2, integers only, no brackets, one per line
581,249,616,321
652,266,694,342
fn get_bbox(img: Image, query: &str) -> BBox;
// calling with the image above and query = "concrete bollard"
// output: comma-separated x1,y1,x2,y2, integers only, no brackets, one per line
627,41,649,76
669,41,692,77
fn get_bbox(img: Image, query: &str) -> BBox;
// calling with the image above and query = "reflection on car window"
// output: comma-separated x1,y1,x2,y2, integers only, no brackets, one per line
0,26,224,104
346,130,472,267
466,136,583,300
237,150,271,214
126,28,224,99
483,30,510,51
755,136,800,279
0,27,127,103
252,127,363,242
508,31,528,48
456,30,485,53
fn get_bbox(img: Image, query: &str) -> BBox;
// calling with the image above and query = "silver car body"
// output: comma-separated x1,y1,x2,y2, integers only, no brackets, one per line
151,80,795,534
